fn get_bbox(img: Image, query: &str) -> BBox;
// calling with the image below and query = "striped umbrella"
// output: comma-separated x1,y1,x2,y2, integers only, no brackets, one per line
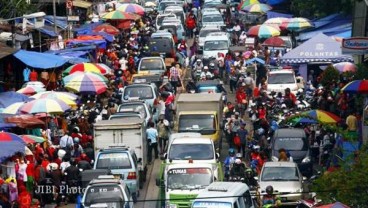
286,17,314,31
102,10,141,20
247,24,280,38
333,62,357,73
63,63,107,76
0,132,25,162
241,3,272,13
97,63,113,75
63,72,108,94
93,23,120,35
32,91,78,101
19,98,71,114
31,93,77,107
238,0,259,10
17,86,45,95
117,3,145,16
341,80,368,94
264,17,290,29
21,135,45,144
2,102,24,114
302,110,341,124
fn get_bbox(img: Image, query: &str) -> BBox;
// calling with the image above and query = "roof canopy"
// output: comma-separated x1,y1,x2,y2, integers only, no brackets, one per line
281,33,353,64
13,50,67,69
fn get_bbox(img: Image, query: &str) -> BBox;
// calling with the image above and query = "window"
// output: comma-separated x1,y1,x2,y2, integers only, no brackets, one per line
204,41,229,51
237,197,245,208
261,167,300,181
168,143,214,160
140,59,165,71
84,185,125,207
267,73,295,84
243,191,253,207
274,137,307,151
96,152,132,169
123,86,154,100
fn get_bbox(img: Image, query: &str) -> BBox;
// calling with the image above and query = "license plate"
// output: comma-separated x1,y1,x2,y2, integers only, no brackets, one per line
114,174,121,179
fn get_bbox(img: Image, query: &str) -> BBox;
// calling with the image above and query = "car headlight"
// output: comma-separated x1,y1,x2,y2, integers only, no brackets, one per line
302,156,311,163
165,203,177,208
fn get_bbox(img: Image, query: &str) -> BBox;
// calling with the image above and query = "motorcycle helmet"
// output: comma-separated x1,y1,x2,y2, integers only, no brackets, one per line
235,153,242,158
74,137,80,143
245,168,253,178
228,148,235,156
235,158,242,164
252,145,260,152
266,185,274,195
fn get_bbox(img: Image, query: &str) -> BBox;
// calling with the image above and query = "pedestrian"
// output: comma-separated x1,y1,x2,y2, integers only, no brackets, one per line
157,118,170,154
237,124,248,158
146,122,159,164
169,63,180,95
59,130,74,150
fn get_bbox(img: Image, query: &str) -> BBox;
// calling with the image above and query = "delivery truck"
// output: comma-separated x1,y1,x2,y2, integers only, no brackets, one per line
175,93,224,145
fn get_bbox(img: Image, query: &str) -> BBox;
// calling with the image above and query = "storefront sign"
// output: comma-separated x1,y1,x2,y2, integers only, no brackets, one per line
342,37,368,55
299,43,339,57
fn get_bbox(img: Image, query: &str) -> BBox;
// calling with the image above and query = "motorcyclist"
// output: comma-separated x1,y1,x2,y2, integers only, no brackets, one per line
284,88,297,108
262,185,281,208
186,79,197,93
64,159,80,203
200,66,213,80
224,148,236,179
244,168,258,188
78,153,92,171
229,158,246,180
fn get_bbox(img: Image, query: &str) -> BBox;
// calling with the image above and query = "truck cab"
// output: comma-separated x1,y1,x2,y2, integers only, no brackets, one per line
157,163,217,208
203,32,230,60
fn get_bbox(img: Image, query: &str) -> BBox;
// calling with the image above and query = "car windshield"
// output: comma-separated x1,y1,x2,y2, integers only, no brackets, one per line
261,166,300,181
169,143,214,160
109,114,142,120
118,104,147,118
202,15,223,23
198,86,219,93
149,38,173,53
178,114,216,135
204,40,228,50
193,201,232,208
268,73,295,84
96,152,132,169
167,168,213,189
200,29,220,38
274,137,307,151
140,59,164,71
123,86,154,100
157,16,171,26
84,185,124,207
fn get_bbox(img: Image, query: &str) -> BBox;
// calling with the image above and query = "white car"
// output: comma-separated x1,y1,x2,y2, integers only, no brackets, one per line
155,13,177,29
201,10,225,27
203,32,230,59
258,161,305,206
267,69,299,94
198,26,222,48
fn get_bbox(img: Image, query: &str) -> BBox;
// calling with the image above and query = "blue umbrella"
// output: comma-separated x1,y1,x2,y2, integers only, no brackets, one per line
246,57,265,65
0,132,26,162
0,91,33,108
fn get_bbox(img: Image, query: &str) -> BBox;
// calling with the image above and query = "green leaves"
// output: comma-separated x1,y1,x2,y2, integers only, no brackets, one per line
290,0,354,18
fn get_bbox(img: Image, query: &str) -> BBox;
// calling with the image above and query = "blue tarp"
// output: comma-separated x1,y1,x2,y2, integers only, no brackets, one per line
66,39,107,49
0,92,33,108
325,29,352,38
74,22,104,34
77,31,115,42
267,0,287,5
44,16,68,29
14,50,67,69
55,51,91,64
266,11,293,19
281,33,353,64
37,25,58,37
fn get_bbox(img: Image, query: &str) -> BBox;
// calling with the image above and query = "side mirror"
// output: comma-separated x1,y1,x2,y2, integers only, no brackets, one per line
160,153,167,160
137,158,142,163
155,178,162,187
215,153,220,159
302,176,307,181
90,160,94,165
254,176,258,181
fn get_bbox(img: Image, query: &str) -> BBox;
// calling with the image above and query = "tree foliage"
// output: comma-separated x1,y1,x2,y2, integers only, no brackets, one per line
353,63,368,80
0,0,37,19
312,146,368,207
319,65,340,87
290,0,355,18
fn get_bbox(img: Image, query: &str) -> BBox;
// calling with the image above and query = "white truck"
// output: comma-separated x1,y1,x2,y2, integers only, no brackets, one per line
93,117,147,181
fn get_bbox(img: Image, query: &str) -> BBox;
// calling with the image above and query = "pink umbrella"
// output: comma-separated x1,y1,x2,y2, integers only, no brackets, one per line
243,51,253,59
333,62,356,73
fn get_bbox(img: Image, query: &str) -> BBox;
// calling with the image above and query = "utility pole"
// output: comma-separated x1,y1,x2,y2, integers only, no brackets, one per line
53,0,57,34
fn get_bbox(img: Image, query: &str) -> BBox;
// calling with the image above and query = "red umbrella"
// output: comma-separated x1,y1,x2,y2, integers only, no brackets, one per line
116,20,133,29
263,36,285,47
317,202,350,208
93,24,120,35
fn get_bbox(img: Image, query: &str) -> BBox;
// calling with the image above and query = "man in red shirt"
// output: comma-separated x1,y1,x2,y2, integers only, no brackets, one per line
284,88,296,108
236,87,247,116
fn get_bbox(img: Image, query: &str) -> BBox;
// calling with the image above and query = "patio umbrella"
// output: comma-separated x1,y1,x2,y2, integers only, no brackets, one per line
333,62,356,73
289,117,317,125
0,91,33,108
246,57,265,65
0,132,25,162
316,202,350,208
96,63,113,75
286,17,314,31
102,10,141,20
21,135,45,144
247,24,280,38
63,63,108,76
32,91,78,101
2,102,24,114
241,3,272,13
264,17,290,29
117,3,145,16
238,0,259,10
341,80,368,94
93,23,120,35
31,93,77,108
63,72,108,94
5,115,45,128
19,98,71,114
302,110,341,124
17,86,45,95
263,36,285,47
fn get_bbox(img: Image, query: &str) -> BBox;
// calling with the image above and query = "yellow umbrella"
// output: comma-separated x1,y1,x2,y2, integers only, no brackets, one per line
31,93,77,108
31,91,78,101
2,102,24,114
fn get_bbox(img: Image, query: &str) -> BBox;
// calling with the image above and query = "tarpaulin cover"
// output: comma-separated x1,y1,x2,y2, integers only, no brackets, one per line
267,11,293,19
0,92,33,108
58,51,91,64
281,33,353,64
74,22,103,34
66,35,107,49
5,114,45,129
14,50,67,69
44,15,68,29
267,0,287,5
77,31,115,42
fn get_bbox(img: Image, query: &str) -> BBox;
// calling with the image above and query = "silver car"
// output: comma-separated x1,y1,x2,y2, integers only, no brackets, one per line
258,161,305,205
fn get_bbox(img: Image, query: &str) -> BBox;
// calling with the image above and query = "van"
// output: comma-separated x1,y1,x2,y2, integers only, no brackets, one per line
271,128,313,177
149,32,176,58
121,83,158,108
198,26,222,49
164,5,185,24
192,182,255,208
203,32,230,59
266,69,299,95
201,10,225,27
156,13,177,29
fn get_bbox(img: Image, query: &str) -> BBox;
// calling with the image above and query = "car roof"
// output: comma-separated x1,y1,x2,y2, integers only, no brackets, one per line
196,182,249,200
169,133,202,139
165,5,184,11
269,70,294,74
203,10,222,15
196,80,220,86
274,128,305,137
166,163,214,169
95,117,145,125
140,56,164,61
172,137,212,144
263,161,298,168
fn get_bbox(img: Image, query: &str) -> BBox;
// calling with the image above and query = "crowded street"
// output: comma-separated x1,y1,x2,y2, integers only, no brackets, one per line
0,0,367,207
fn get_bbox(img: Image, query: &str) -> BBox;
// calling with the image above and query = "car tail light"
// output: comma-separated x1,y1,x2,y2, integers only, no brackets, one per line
127,172,137,179
171,49,175,58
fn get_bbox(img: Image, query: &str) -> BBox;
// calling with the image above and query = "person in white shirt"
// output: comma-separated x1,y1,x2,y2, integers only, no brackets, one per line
146,122,159,164
200,66,213,80
59,131,74,149
239,31,247,45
